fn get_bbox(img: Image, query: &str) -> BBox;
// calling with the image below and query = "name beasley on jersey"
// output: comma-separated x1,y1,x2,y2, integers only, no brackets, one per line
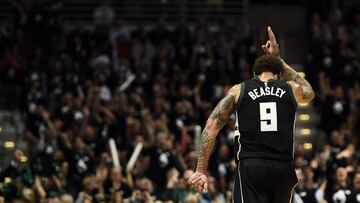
248,86,286,100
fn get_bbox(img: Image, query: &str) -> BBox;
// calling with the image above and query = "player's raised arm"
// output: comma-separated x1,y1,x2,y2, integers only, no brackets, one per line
262,26,315,103
188,85,240,193
282,61,315,103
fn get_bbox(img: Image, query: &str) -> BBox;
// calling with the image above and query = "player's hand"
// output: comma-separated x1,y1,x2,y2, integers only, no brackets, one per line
188,171,208,194
261,26,280,57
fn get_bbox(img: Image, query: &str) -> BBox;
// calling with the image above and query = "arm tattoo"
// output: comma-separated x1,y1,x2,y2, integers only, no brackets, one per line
196,126,216,172
282,61,314,101
209,95,236,128
294,75,314,101
196,94,236,173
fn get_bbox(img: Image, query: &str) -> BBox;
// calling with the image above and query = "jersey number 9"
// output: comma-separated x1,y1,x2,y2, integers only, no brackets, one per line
259,102,278,132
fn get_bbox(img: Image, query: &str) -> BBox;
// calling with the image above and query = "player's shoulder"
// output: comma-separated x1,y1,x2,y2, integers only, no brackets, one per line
228,84,241,95
228,83,243,105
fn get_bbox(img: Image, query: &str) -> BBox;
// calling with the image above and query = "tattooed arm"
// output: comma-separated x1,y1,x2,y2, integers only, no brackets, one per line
261,26,314,103
283,61,315,103
196,85,239,172
188,85,240,192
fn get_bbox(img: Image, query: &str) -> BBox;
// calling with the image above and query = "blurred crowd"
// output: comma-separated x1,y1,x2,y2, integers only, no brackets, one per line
0,0,254,202
0,0,359,202
293,1,360,203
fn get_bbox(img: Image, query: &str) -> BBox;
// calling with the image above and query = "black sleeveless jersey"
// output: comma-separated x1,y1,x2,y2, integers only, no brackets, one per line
235,77,297,162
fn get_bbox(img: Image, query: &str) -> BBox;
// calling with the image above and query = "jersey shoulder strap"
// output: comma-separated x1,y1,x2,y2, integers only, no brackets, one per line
236,82,246,109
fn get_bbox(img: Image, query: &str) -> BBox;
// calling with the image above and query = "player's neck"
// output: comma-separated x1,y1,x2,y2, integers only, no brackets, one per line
258,72,277,82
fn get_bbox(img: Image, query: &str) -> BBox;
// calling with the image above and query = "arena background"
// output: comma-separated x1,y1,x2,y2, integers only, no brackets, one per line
0,0,359,202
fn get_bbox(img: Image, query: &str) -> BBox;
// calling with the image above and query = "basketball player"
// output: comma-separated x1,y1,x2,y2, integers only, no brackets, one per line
188,26,315,203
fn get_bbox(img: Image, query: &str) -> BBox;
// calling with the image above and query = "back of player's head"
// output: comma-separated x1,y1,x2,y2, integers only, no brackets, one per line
253,55,284,76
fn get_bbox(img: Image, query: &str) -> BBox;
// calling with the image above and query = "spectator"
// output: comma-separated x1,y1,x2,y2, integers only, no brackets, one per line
93,0,115,28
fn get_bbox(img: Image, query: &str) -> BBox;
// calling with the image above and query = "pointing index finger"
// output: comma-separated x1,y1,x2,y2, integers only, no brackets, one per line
267,26,277,43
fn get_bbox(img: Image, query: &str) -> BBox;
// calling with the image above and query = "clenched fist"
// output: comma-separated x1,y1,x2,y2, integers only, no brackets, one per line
187,171,208,194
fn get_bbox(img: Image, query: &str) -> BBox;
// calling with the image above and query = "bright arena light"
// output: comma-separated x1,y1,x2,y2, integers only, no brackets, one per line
20,155,28,162
298,72,306,78
4,177,12,183
303,143,313,150
4,141,15,149
300,128,311,135
299,114,310,121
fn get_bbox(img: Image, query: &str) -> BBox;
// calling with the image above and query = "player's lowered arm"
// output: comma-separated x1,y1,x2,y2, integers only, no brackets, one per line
281,59,315,103
196,85,240,173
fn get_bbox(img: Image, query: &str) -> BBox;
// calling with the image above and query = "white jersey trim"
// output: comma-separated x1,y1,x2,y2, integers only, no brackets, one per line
235,112,241,160
237,163,244,203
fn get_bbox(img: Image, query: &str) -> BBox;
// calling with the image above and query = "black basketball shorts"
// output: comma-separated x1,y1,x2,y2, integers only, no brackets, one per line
233,158,298,203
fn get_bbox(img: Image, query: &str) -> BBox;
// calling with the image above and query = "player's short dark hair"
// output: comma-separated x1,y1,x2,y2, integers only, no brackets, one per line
253,55,284,76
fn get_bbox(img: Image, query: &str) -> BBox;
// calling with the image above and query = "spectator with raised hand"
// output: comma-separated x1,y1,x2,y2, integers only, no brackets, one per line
75,176,96,203
294,168,318,203
104,166,132,199
144,132,185,193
